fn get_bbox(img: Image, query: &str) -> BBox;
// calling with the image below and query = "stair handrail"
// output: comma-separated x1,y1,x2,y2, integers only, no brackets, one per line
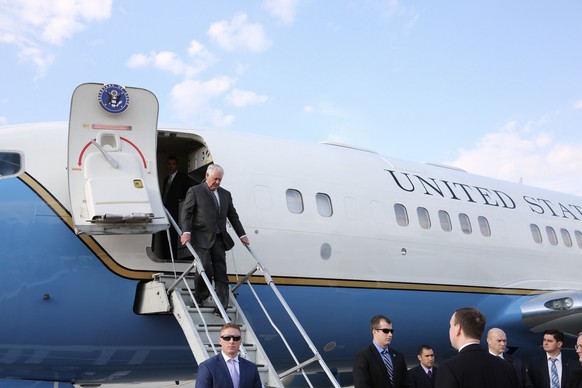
163,209,237,357
237,245,341,388
163,209,339,387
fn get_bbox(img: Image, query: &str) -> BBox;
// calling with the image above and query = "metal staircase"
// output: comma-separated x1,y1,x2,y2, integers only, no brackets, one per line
135,211,341,387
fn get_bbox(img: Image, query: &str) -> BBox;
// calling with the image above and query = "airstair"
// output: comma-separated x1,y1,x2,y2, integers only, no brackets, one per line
135,212,341,388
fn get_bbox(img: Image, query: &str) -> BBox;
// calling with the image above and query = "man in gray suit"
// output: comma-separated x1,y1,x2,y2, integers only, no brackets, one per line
180,164,249,314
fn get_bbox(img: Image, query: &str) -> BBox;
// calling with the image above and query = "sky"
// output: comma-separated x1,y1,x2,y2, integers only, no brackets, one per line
1,0,582,195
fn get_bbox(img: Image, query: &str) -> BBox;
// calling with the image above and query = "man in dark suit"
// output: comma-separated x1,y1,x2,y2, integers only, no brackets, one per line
195,322,262,388
409,345,437,388
487,327,532,388
567,332,582,388
180,164,249,313
160,155,193,260
435,307,518,388
353,314,409,388
528,328,580,388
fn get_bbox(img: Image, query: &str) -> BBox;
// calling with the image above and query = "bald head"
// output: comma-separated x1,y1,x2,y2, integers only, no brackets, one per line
487,328,507,356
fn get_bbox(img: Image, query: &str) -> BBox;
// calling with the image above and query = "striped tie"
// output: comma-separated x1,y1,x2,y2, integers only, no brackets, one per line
550,358,559,388
381,349,394,385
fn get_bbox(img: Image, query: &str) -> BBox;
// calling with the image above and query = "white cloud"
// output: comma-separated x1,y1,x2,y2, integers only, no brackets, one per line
225,89,268,107
0,0,112,76
126,53,150,68
126,40,215,78
170,78,235,127
447,121,582,195
208,13,272,52
303,105,314,113
264,0,300,24
573,100,582,110
0,115,6,126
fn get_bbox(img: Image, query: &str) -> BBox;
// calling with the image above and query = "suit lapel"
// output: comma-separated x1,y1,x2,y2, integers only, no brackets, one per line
371,345,390,381
238,358,246,385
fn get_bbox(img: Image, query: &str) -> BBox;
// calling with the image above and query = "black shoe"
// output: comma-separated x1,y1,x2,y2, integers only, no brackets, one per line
194,297,204,307
212,308,221,317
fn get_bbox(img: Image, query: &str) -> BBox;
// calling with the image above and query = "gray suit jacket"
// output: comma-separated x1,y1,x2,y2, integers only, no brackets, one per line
181,183,246,250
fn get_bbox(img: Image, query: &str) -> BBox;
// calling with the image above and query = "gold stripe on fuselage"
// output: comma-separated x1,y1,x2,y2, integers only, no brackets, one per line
19,172,548,294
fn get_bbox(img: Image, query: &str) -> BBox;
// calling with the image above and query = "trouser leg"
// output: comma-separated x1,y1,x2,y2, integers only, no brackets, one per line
209,237,229,309
193,247,212,303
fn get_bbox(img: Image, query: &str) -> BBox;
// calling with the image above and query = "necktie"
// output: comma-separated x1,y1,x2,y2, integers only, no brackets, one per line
550,358,559,388
228,358,239,388
427,369,432,380
211,190,220,211
210,190,221,233
381,349,394,385
163,175,172,202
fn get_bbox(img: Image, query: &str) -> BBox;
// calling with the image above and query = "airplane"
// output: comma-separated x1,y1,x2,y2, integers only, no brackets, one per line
1,82,582,387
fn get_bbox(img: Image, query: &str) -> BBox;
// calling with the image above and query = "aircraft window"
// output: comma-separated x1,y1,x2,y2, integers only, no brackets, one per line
560,228,573,248
478,216,491,237
546,226,558,246
575,231,582,249
0,152,23,179
394,204,409,226
417,207,431,229
530,224,542,243
286,189,304,214
438,210,452,232
316,193,333,217
459,213,472,234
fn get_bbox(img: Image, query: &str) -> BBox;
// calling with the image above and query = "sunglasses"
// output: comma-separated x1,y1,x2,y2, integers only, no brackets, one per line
375,328,394,334
220,335,242,342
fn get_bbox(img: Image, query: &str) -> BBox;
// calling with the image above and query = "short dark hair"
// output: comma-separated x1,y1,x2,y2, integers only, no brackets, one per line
544,328,564,343
370,315,392,332
221,322,241,333
417,345,432,355
454,307,486,340
167,155,178,162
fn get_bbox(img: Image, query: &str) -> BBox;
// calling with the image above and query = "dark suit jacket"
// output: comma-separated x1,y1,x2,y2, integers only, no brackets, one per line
566,369,582,388
435,343,518,388
195,353,262,388
353,343,410,388
505,354,533,388
409,365,437,388
181,183,246,251
162,170,193,221
528,353,580,388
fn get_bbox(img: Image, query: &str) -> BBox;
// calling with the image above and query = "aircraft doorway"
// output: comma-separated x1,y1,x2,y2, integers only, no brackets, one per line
149,131,213,262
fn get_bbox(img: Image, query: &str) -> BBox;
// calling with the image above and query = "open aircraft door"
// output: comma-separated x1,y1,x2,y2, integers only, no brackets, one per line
67,83,169,235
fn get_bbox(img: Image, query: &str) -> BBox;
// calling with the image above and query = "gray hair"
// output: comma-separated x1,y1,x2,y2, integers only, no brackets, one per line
207,164,224,175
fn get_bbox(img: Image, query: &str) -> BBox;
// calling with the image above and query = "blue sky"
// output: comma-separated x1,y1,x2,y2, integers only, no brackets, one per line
1,0,582,194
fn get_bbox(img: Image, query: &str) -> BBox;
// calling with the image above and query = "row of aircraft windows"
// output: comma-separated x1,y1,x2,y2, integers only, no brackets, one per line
530,224,582,248
394,204,491,237
286,189,333,217
284,190,491,237
285,189,582,248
